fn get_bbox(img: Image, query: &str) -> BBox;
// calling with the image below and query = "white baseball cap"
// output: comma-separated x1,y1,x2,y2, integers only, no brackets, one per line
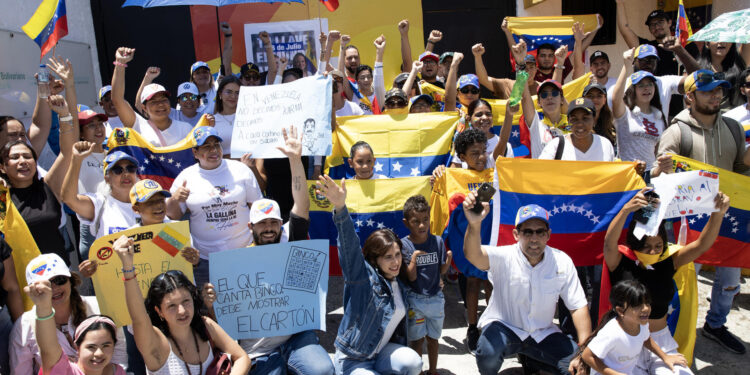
250,199,282,224
140,83,170,104
177,82,199,97
25,253,71,284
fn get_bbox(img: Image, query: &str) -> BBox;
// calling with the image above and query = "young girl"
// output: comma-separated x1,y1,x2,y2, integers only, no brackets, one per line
315,175,422,375
582,83,616,147
581,280,684,375
348,141,388,180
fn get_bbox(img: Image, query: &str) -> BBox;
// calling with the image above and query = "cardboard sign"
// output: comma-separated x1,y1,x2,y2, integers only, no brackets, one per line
89,221,194,326
209,240,328,340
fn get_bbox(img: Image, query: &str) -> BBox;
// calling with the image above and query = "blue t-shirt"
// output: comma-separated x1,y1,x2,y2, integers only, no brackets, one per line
401,235,446,296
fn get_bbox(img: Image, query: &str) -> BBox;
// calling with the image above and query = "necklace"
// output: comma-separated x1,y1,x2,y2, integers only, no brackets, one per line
172,330,202,375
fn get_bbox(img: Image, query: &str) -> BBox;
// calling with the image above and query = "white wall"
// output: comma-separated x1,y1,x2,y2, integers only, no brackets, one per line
0,0,102,91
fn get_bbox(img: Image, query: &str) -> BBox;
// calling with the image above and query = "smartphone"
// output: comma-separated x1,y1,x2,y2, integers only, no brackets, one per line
471,182,496,213
633,187,659,224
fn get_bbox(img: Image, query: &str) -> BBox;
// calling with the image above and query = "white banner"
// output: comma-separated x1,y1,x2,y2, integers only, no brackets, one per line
231,75,332,159
244,19,328,75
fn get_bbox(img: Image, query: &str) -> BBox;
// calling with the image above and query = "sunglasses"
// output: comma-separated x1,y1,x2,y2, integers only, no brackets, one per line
385,99,407,108
539,90,560,99
179,94,199,102
460,87,480,95
49,275,69,286
108,164,138,175
742,82,750,88
520,228,548,237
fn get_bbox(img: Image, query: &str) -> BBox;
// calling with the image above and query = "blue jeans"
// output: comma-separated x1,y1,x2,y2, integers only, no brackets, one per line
475,321,577,375
79,223,95,260
251,330,334,375
695,264,741,328
333,343,422,375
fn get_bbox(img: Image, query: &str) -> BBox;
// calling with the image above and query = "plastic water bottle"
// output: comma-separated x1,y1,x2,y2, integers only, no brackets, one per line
508,70,528,107
37,64,50,99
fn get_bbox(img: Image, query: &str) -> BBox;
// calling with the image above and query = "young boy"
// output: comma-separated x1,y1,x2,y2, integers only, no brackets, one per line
401,195,452,375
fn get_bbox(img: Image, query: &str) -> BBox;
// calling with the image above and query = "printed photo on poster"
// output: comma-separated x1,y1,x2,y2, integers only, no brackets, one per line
244,19,329,76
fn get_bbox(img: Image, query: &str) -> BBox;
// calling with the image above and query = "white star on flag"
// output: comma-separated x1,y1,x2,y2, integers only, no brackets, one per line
551,206,560,215
150,154,156,160
143,159,149,165
159,155,165,161
392,161,403,172
560,203,568,212
410,167,420,176
592,216,600,224
355,219,363,227
175,162,181,168
377,222,385,229
366,219,375,227
585,210,594,218
689,219,696,225
729,216,736,222
731,227,738,233
168,158,174,164
577,206,586,214
139,166,145,172
667,304,675,315
374,162,384,172
512,130,519,138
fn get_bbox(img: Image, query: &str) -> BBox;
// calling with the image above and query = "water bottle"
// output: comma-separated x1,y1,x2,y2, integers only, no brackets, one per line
507,70,528,107
37,64,50,99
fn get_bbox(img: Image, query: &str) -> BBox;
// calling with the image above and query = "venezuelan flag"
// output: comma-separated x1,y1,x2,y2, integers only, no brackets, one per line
506,15,599,70
670,155,750,268
22,0,68,59
676,0,694,48
0,186,42,310
325,112,458,179
307,177,432,276
490,158,645,266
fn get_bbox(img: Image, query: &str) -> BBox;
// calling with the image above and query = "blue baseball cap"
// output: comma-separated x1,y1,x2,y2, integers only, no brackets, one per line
418,52,439,63
458,74,480,90
629,71,657,86
98,85,112,102
103,150,139,174
192,126,223,146
684,69,731,93
515,204,550,227
191,61,210,74
634,44,659,60
410,94,434,106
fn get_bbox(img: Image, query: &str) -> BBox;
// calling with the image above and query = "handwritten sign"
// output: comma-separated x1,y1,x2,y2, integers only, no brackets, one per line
209,240,328,340
89,221,194,326
658,170,720,219
230,75,332,159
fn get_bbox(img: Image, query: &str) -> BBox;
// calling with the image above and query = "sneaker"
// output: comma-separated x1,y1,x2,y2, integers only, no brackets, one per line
466,325,480,354
702,323,746,354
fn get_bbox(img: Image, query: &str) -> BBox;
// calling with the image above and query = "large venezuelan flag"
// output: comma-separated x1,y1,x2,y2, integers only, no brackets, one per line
307,177,432,276
0,187,42,310
325,113,458,179
670,155,750,268
490,158,646,266
22,0,68,59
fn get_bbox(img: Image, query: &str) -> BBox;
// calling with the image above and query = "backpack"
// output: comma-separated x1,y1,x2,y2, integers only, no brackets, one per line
674,116,744,167
554,135,565,160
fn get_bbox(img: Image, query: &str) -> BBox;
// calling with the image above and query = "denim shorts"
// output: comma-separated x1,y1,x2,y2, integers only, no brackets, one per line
406,290,445,340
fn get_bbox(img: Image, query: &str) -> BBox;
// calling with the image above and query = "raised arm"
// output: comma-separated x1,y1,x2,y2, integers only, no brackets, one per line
494,103,518,160
616,0,640,48
277,126,309,219
111,47,137,127
41,95,74,200
443,52,462,112
612,48,634,119
571,23,588,80
512,41,537,125
61,142,97,221
579,15,602,52
220,22,233,76
47,56,79,156
672,192,730,268
26,280,63,372
373,35,387,106
338,35,354,99
403,61,422,98
320,31,340,74
166,179,189,220
398,20,413,73
500,17,516,52
659,36,700,73
260,32,277,84
424,30,442,53
462,191,491,270
472,43,494,91
552,45,568,83
135,67,160,114
603,188,651,271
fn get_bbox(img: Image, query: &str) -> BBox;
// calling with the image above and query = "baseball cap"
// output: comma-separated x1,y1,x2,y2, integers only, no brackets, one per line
78,105,108,124
589,50,609,63
385,88,408,103
629,71,657,86
330,70,346,80
515,204,550,227
241,62,260,76
645,9,668,26
191,61,210,74
130,179,171,205
25,253,71,284
419,51,439,63
177,82,199,97
634,44,659,60
250,199,282,224
104,150,139,174
583,83,607,96
567,97,596,117
140,83,170,104
98,85,112,102
192,126,223,146
393,72,409,86
410,94,434,106
537,79,563,95
458,74,480,90
683,69,731,93
524,54,536,64
439,52,454,64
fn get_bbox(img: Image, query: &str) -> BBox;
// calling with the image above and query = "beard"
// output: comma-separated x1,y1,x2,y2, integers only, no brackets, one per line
693,100,721,116
252,230,282,245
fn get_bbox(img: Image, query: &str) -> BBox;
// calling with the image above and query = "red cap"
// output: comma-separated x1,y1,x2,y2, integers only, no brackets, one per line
536,79,563,95
78,109,108,124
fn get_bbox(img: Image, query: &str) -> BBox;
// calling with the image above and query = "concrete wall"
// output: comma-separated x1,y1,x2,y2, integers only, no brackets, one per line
0,0,102,91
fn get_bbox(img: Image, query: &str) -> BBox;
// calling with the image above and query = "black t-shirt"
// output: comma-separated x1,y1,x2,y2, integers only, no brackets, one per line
609,254,676,319
263,157,310,222
0,236,11,306
638,37,700,77
287,212,310,242
11,179,67,264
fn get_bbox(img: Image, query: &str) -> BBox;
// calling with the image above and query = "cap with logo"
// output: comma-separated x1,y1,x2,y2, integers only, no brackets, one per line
634,44,659,60
191,61,210,74
419,51,440,63
589,50,609,63
140,83,170,104
98,85,112,102
241,62,260,76
130,179,171,205
645,9,669,26
104,150,139,174
458,74,480,90
25,253,71,284
192,126,223,146
177,82,199,97
250,199,282,224
567,97,596,117
628,71,657,86
514,204,550,227
683,69,731,93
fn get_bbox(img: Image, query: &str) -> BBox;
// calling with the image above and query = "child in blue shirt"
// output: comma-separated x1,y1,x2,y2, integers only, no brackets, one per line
401,195,453,375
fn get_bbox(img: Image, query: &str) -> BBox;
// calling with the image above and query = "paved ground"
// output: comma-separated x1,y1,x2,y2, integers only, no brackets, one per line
321,269,749,374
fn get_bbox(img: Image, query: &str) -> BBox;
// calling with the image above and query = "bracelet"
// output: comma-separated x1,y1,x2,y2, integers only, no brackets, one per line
113,61,128,68
554,64,564,70
36,308,55,321
224,33,232,37
123,273,137,281
516,64,526,71
59,114,73,123
122,266,135,273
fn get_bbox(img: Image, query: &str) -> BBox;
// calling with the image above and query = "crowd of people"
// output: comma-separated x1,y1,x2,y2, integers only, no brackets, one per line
1,2,750,374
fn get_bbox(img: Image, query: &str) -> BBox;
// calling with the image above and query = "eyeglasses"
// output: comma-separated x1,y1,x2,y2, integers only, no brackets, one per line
179,94,199,102
460,87,480,95
49,275,69,286
520,228,548,237
539,90,560,99
108,164,138,175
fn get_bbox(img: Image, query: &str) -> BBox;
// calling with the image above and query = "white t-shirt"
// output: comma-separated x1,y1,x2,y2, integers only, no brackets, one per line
169,109,203,127
653,75,681,122
213,112,235,152
77,152,106,194
451,134,513,168
200,83,218,114
479,243,587,342
725,104,750,127
615,106,665,167
529,114,564,159
336,100,366,117
374,280,406,354
171,159,262,258
588,320,650,375
539,134,615,161
601,77,617,109
78,192,139,239
132,113,193,147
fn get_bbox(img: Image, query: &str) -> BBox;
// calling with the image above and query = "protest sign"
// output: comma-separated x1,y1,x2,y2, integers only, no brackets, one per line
89,221,194,326
244,19,328,75
231,75,332,159
209,240,328,340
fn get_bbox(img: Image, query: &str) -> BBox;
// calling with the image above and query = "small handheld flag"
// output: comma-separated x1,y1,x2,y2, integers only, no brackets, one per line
676,0,694,48
22,0,68,59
